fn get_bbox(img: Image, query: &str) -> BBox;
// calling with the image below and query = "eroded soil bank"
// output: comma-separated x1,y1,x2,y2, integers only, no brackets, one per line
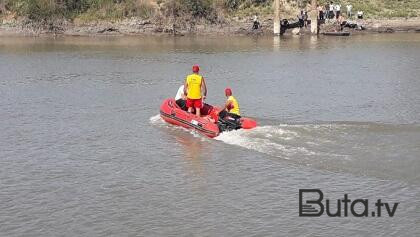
1,16,420,36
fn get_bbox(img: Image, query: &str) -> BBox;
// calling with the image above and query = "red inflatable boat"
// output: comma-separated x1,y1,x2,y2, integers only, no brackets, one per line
160,98,257,138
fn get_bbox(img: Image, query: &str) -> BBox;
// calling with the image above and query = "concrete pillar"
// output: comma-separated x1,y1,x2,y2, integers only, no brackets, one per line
310,0,319,34
274,0,281,35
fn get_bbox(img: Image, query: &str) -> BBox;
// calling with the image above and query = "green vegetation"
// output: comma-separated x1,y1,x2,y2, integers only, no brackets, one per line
0,0,419,23
161,0,218,22
318,0,420,18
0,0,157,21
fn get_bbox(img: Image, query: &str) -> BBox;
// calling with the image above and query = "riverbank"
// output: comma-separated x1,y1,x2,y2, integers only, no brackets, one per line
1,16,420,36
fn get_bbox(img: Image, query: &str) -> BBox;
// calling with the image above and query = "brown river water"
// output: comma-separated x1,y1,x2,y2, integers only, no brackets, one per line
1,34,419,236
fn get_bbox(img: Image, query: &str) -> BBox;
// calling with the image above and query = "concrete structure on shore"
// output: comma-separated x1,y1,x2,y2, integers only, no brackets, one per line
273,0,281,35
310,0,319,34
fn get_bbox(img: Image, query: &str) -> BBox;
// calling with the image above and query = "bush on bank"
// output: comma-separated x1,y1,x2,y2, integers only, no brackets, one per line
0,0,419,23
0,0,274,21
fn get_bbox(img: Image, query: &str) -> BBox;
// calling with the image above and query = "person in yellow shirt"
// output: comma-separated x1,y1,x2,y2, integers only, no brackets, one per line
183,65,207,116
219,87,241,120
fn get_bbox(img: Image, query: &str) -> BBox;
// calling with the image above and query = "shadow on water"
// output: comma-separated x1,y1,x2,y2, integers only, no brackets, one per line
150,115,208,177
172,130,206,177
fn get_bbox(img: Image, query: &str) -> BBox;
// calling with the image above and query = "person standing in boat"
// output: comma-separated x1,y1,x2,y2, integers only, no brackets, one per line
184,65,207,117
219,88,241,121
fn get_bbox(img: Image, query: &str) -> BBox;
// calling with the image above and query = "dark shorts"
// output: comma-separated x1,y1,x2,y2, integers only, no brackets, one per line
219,110,241,120
176,99,187,111
186,98,202,109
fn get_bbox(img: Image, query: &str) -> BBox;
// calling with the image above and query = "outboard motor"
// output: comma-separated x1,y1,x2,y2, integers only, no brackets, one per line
217,116,241,132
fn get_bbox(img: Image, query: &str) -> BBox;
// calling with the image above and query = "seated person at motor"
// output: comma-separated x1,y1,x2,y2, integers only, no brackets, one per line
175,84,187,111
219,88,241,121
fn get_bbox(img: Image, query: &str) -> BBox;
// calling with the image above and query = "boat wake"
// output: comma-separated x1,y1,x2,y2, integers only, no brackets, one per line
151,113,354,161
151,114,420,180
149,114,165,125
215,123,349,162
215,121,420,183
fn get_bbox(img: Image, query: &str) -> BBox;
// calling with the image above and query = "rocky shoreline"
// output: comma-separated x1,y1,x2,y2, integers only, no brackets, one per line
1,16,420,37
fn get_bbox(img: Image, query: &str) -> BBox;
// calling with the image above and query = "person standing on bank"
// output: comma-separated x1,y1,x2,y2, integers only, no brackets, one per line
298,10,304,28
303,11,308,28
335,3,341,19
357,10,364,19
346,4,353,19
184,65,207,117
318,5,324,20
253,15,260,30
329,2,335,20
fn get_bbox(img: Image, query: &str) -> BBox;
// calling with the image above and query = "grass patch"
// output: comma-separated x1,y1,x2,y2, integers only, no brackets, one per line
317,0,420,18
1,0,420,23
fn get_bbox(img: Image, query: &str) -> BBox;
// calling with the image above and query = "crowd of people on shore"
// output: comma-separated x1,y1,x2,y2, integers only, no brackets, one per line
295,2,365,32
315,2,363,21
255,2,366,33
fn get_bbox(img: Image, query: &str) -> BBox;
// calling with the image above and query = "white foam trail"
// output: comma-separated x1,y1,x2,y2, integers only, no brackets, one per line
152,116,348,160
149,114,163,124
215,125,317,159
